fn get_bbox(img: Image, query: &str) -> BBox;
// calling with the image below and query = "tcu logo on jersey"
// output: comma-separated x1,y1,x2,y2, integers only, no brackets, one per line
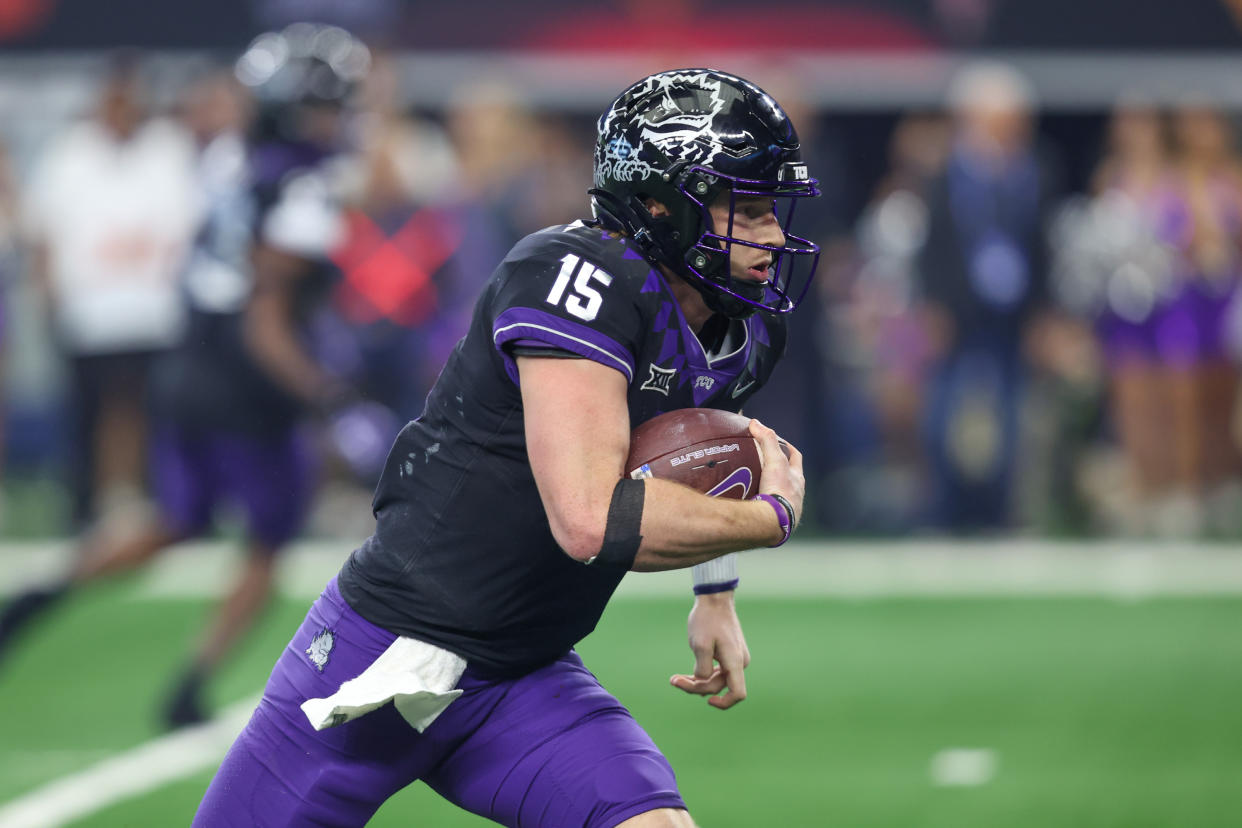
694,376,716,391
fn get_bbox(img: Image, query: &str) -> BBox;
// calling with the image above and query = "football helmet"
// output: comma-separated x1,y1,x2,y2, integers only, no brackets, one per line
590,69,821,318
234,23,370,146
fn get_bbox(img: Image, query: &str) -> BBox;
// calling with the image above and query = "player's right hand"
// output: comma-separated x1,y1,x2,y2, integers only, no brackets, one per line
748,419,804,528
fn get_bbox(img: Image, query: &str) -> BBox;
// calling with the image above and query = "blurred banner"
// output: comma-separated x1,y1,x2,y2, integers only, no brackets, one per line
3,0,1242,51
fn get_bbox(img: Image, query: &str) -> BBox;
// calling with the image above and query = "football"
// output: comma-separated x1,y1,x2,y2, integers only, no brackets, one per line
625,408,765,499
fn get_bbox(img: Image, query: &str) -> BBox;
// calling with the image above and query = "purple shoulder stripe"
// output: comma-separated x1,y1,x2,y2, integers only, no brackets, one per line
493,307,635,386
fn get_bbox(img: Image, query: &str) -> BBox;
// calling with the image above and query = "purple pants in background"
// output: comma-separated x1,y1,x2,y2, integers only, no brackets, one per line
152,424,316,549
192,579,685,827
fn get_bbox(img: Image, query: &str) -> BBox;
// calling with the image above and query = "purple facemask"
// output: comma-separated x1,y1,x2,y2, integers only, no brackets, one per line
678,164,822,315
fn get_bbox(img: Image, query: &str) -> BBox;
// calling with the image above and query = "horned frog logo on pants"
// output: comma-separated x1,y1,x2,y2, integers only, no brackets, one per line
306,627,336,672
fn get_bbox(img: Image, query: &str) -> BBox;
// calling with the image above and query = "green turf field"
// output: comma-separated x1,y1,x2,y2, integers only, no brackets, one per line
1,583,1240,827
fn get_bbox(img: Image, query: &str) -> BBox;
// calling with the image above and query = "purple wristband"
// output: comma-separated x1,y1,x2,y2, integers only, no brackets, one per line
693,578,740,596
754,493,793,547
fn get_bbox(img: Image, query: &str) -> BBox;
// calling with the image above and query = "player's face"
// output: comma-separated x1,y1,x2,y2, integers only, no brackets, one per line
709,195,787,283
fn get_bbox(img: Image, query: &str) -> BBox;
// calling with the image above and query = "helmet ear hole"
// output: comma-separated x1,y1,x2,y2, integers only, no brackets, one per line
638,195,672,219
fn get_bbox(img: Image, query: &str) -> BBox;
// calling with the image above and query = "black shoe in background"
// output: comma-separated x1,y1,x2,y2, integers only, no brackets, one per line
162,665,210,729
0,585,69,663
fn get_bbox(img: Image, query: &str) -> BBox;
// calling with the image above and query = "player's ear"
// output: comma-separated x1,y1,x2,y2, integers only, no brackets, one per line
642,197,671,218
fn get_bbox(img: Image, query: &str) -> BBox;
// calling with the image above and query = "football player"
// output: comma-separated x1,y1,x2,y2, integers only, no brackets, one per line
0,25,370,728
194,69,821,827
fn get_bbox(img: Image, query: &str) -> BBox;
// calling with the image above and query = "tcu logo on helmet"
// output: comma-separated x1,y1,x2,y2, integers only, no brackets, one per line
635,71,728,163
595,70,729,188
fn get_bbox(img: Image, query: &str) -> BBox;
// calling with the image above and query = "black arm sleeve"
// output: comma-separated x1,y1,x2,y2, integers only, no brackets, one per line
588,478,645,569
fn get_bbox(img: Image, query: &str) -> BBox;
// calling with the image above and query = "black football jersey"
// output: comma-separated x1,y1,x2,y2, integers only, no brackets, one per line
152,139,343,435
337,221,787,677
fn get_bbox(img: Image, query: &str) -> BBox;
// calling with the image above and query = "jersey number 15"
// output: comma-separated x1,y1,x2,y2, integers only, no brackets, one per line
546,253,612,322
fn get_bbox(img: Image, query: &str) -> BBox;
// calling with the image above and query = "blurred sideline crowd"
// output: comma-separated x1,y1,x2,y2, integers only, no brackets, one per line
810,66,1242,539
2,52,1242,542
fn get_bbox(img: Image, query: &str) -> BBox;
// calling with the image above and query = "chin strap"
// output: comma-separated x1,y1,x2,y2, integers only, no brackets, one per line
694,276,759,320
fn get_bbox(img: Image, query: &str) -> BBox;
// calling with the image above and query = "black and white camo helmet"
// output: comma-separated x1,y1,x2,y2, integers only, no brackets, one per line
591,69,821,318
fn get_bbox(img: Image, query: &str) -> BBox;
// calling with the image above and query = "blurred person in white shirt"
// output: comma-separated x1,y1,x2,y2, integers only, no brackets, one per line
22,54,200,532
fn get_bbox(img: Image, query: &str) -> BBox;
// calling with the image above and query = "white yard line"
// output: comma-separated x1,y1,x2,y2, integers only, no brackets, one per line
0,696,257,828
0,750,116,790
6,538,1242,600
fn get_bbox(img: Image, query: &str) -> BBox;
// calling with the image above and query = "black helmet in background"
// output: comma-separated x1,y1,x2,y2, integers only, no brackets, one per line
235,23,370,148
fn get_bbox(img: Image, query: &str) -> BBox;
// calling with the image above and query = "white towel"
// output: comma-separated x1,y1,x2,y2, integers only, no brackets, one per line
300,636,467,733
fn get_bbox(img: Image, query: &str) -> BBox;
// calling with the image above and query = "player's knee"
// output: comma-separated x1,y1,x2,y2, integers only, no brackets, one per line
585,753,686,828
613,807,697,827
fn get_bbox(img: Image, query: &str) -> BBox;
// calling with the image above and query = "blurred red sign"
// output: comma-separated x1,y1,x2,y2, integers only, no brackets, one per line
0,0,53,41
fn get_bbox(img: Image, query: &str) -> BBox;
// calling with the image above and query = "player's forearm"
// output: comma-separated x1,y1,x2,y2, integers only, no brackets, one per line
630,478,783,571
244,309,331,406
242,245,339,407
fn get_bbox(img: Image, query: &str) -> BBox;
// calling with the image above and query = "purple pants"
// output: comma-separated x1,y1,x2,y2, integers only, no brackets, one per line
153,424,316,549
193,579,684,827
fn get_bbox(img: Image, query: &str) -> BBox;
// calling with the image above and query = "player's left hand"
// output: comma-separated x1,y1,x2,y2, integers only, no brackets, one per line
670,591,750,709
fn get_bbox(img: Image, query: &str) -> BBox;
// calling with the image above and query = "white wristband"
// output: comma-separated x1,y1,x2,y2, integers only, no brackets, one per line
692,553,739,595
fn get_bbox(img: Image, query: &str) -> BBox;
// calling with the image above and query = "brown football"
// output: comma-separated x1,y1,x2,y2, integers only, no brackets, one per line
625,408,763,499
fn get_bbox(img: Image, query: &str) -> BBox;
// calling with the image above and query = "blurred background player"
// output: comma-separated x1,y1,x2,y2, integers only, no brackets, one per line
0,24,372,728
21,55,200,535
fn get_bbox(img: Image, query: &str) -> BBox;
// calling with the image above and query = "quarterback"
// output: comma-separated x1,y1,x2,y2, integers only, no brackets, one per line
195,68,822,827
